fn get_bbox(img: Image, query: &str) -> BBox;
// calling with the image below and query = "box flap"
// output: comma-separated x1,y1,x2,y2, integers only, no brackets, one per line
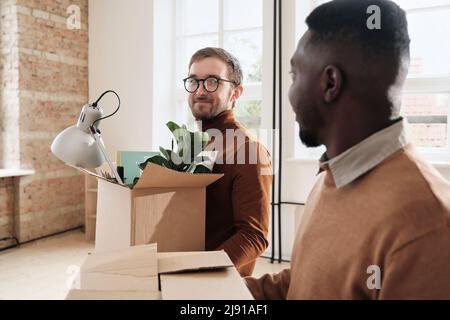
82,243,157,276
75,166,128,188
158,251,233,274
134,163,223,189
66,289,161,300
79,244,158,292
160,268,254,300
80,273,158,292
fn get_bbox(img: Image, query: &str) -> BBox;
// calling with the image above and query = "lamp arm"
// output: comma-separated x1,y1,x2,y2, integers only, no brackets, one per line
90,128,124,185
91,90,121,130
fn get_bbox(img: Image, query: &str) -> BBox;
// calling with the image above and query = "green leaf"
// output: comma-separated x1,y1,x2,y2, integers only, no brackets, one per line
189,131,209,162
168,149,185,170
167,121,185,146
159,146,171,161
200,131,210,148
185,163,197,173
138,161,146,171
166,121,181,133
193,164,212,174
139,154,170,170
137,121,213,175
194,154,211,164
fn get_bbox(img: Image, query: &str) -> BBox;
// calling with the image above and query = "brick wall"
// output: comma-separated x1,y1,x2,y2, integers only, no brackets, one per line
1,0,20,168
0,0,88,247
0,177,16,248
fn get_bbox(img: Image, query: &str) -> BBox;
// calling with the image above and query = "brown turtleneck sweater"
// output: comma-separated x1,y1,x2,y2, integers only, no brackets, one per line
201,109,272,277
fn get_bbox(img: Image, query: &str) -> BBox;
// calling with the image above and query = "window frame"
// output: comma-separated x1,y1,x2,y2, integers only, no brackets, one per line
293,0,450,163
174,0,264,100
172,0,276,148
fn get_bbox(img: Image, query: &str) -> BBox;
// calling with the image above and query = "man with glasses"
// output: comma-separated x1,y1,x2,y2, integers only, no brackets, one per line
183,47,272,277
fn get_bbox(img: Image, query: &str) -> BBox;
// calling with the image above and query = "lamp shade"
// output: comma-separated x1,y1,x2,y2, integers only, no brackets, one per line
51,103,105,168
51,125,105,168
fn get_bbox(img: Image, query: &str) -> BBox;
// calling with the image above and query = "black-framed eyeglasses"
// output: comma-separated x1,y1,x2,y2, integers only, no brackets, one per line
182,76,237,93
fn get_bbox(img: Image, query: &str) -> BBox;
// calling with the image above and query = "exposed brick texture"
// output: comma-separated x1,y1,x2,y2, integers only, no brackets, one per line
1,0,88,247
0,177,15,248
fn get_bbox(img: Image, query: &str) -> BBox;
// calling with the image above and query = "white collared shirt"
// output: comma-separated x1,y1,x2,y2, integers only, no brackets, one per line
320,118,410,188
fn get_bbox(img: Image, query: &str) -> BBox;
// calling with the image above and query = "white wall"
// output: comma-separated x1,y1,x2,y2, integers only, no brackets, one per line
89,0,154,159
152,0,176,151
88,0,450,262
434,165,450,180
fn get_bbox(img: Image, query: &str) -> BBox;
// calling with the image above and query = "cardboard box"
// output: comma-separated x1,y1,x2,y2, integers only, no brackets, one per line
87,163,222,253
66,290,161,300
158,251,254,300
78,243,158,292
66,244,253,300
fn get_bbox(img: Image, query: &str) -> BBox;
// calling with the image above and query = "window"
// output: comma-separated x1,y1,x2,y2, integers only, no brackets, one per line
294,0,450,162
397,0,450,161
174,0,264,133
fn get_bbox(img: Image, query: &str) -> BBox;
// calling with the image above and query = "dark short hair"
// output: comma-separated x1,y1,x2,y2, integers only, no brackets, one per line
189,47,243,85
305,0,410,61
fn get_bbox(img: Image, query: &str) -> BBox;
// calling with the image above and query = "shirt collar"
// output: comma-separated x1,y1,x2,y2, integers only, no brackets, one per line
319,118,410,188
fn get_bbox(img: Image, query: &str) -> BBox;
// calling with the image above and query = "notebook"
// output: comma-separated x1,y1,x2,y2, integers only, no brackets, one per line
116,150,159,184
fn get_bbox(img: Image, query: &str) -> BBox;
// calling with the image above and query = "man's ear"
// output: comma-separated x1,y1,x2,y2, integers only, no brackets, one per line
320,65,343,103
231,84,244,103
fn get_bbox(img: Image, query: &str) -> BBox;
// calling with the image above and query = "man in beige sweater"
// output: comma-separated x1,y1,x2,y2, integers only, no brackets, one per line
245,0,450,299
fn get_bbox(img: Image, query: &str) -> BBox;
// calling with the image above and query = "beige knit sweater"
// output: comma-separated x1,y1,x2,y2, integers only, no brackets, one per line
246,145,450,299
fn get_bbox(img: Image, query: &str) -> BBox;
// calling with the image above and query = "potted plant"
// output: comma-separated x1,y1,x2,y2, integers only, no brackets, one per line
134,122,214,185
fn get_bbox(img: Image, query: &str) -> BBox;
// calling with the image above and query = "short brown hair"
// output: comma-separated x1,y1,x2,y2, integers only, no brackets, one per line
189,47,243,85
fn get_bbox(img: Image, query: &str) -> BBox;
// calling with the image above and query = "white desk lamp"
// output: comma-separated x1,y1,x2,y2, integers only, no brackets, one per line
51,90,123,184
